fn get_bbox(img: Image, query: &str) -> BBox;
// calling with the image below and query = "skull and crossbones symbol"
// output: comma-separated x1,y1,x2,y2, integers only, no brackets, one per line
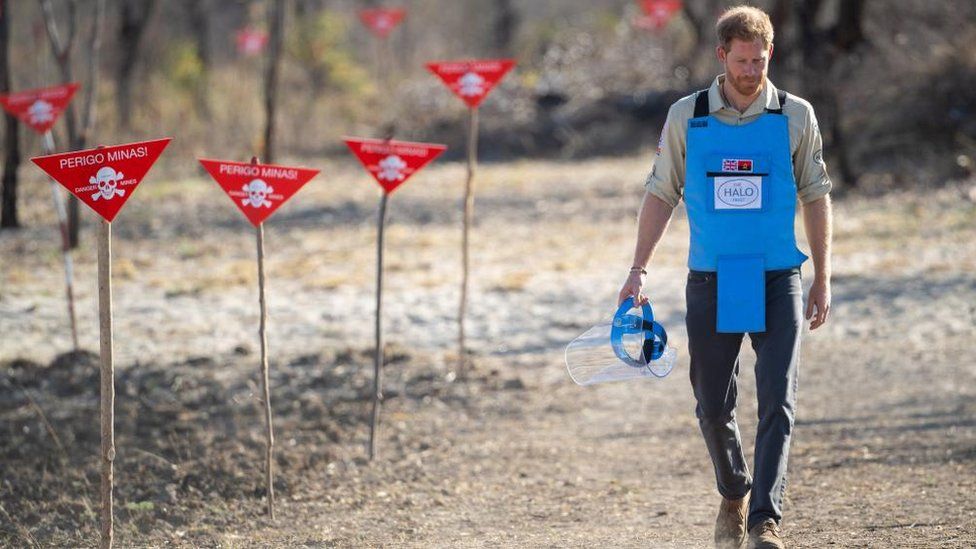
242,178,274,208
90,166,126,201
375,14,393,31
27,99,55,125
377,155,407,182
458,72,486,97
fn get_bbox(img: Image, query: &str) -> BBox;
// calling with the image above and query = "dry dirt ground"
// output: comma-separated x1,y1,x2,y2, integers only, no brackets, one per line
1,155,975,547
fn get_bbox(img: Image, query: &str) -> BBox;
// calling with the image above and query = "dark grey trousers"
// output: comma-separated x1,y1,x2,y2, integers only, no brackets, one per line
685,267,802,531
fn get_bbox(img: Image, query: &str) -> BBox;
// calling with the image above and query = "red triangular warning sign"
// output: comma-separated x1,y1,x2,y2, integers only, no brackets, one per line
358,8,405,39
31,138,171,222
235,27,268,56
635,0,682,30
199,159,319,226
343,137,446,194
426,59,515,109
0,83,79,135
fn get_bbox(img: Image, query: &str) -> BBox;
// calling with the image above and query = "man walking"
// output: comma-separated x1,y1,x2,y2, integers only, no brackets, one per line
617,6,833,548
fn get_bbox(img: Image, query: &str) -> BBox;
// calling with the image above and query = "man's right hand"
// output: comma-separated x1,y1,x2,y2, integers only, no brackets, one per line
617,271,648,306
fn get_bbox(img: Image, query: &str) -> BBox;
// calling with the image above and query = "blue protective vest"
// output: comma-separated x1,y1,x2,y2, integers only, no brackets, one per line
684,89,807,333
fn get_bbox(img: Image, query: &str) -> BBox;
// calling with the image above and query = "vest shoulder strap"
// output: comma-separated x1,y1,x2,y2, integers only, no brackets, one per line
692,89,710,118
766,90,788,115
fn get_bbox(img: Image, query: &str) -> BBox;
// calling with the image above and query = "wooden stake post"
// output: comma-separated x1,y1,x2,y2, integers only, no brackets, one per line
96,217,114,549
458,107,479,374
252,158,276,519
343,137,446,461
371,33,386,96
360,8,405,137
42,130,80,350
256,221,275,517
360,7,405,92
369,192,389,461
425,59,514,375
359,10,407,459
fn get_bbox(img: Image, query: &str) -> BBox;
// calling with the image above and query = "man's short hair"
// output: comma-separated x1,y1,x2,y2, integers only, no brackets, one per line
716,6,774,51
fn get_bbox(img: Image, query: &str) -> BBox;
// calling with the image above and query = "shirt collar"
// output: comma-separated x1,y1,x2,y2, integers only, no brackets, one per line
708,74,780,116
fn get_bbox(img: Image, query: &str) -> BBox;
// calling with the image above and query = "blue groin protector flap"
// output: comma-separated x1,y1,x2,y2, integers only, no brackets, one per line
716,255,766,333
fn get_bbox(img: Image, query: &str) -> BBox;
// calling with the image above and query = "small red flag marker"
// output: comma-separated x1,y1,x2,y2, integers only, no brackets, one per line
343,137,446,194
200,156,318,518
635,0,683,30
236,27,269,56
31,137,171,549
359,8,407,114
32,138,172,222
345,137,446,461
0,82,82,350
425,59,515,109
358,7,405,39
199,158,319,226
0,82,78,134
426,59,515,373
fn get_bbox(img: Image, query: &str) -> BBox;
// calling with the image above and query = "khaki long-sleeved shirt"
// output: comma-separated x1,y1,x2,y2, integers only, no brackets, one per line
645,75,832,207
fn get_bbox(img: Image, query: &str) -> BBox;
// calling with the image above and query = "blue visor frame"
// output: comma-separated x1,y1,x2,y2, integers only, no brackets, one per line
610,297,668,372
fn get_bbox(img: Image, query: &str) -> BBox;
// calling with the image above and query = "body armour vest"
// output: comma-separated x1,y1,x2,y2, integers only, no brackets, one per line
684,88,807,333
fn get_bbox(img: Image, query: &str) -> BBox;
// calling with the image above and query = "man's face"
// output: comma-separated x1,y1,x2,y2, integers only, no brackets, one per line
717,38,772,96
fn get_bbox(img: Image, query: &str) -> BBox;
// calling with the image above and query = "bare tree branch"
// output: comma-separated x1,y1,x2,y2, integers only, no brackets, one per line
263,0,285,163
117,0,158,130
65,0,77,57
1,0,22,229
79,0,106,149
39,0,66,62
39,0,101,246
38,0,78,144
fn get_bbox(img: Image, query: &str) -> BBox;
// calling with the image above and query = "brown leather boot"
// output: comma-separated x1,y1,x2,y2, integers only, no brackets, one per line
748,518,785,549
714,494,749,548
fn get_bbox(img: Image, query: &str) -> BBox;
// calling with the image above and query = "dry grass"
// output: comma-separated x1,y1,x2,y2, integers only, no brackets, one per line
488,271,534,293
302,274,353,291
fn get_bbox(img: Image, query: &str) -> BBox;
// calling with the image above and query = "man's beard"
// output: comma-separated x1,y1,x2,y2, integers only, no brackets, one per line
728,73,763,96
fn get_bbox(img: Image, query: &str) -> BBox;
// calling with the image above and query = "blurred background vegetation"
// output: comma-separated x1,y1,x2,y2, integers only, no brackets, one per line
2,0,976,226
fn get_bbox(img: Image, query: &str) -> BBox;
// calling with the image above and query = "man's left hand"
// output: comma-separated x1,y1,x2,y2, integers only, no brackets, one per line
805,277,831,330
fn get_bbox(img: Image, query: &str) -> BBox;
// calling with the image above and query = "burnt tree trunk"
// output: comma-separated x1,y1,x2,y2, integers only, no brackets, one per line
263,0,285,163
116,0,156,131
795,0,867,188
294,0,327,97
679,0,723,83
491,0,518,57
80,0,105,152
0,0,20,229
185,0,211,116
834,0,867,51
768,0,798,88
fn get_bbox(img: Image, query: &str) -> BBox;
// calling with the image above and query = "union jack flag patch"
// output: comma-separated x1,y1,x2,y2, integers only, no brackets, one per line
722,158,753,172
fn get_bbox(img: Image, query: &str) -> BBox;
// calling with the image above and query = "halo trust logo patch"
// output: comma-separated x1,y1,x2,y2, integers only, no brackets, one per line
714,176,762,210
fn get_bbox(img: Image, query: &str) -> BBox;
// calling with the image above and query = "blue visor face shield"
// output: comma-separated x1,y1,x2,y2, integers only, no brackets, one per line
565,297,677,386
